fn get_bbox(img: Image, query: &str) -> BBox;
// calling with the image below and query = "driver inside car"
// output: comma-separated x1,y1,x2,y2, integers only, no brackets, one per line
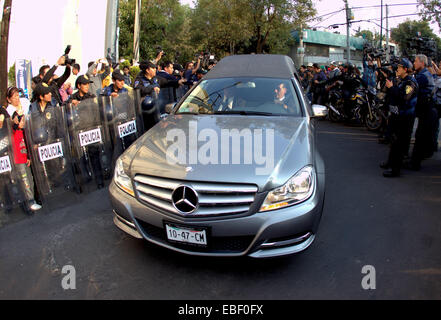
274,83,295,113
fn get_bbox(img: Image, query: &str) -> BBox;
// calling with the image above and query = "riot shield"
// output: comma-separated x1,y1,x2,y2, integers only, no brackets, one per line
0,120,27,216
25,104,76,205
65,97,112,192
138,91,161,133
131,89,145,135
100,90,144,168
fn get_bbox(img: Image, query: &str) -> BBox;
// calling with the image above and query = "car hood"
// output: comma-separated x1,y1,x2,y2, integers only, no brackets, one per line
128,115,313,192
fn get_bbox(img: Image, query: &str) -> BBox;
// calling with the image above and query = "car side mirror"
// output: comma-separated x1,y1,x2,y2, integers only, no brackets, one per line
311,104,328,118
165,103,177,114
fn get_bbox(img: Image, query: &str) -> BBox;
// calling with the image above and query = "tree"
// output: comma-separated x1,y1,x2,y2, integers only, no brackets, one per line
190,0,253,56
119,0,192,63
246,0,316,54
354,29,374,41
418,0,441,29
191,0,316,55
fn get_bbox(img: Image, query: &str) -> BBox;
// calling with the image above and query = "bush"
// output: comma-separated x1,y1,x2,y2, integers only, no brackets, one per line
130,66,140,85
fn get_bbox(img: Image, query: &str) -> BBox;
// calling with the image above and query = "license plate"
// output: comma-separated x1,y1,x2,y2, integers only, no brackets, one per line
165,224,208,246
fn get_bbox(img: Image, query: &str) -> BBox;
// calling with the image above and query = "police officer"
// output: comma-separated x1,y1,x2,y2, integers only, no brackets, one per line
156,61,185,113
408,54,437,170
102,70,128,97
68,75,96,106
381,58,418,177
29,83,73,191
134,61,161,130
67,75,106,189
134,61,160,102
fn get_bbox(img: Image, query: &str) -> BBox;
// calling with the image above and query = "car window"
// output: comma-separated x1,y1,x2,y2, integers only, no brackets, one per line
176,77,302,117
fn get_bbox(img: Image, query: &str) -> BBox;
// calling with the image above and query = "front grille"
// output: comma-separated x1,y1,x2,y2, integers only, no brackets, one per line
133,175,258,217
136,219,254,253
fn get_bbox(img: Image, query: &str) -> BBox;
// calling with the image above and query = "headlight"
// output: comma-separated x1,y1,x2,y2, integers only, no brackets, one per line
260,166,315,212
114,158,135,197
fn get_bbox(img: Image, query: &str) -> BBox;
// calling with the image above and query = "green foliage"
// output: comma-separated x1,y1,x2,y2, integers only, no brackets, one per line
8,63,15,86
355,29,374,41
119,0,316,63
130,65,140,83
119,0,192,64
418,0,441,29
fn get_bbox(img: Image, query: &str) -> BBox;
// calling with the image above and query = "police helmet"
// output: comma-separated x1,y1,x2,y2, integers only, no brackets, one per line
142,96,157,113
398,58,413,70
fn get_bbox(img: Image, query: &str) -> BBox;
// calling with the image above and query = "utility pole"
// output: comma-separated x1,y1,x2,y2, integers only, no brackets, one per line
380,0,383,49
105,0,119,64
0,0,12,108
344,0,351,64
386,4,389,62
299,23,305,66
133,0,141,64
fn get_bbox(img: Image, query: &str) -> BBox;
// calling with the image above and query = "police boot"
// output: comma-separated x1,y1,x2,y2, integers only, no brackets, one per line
379,161,390,169
383,169,400,178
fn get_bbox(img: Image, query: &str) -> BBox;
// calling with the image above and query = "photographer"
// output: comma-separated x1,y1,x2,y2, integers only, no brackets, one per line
381,58,418,178
184,56,202,92
86,58,111,96
363,54,377,91
40,55,72,105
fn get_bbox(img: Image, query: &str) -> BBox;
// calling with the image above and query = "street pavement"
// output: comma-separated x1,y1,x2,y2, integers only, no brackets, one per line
0,119,440,300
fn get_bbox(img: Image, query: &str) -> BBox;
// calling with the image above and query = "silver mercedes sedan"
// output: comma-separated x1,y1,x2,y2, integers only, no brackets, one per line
109,54,327,258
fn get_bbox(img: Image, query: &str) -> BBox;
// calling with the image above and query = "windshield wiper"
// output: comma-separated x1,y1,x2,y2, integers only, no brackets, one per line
214,110,274,116
175,111,200,115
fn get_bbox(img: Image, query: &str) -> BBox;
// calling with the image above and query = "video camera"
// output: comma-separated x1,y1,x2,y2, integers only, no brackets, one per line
63,45,76,66
156,46,166,57
407,36,438,59
195,51,215,69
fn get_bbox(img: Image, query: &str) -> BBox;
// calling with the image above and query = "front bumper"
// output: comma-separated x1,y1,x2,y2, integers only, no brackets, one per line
109,174,325,258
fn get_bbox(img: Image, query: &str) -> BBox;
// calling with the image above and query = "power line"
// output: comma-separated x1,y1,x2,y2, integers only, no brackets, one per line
327,12,438,28
351,3,419,10
306,7,346,22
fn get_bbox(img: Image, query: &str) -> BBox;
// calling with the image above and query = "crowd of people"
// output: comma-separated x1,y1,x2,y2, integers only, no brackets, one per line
1,48,440,215
299,54,441,178
0,51,215,214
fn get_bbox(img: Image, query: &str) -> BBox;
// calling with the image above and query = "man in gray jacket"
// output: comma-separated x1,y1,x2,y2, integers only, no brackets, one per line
86,58,111,95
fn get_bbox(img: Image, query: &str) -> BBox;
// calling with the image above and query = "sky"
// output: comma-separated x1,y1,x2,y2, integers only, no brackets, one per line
1,0,107,74
179,0,440,36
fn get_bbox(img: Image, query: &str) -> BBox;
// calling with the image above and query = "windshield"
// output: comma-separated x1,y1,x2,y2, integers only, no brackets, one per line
175,77,303,117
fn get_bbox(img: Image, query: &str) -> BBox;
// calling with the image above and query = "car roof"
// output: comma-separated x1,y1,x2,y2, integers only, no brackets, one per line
203,54,297,80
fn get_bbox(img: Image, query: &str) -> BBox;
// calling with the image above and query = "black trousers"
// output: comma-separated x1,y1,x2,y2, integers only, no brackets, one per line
387,114,415,173
79,145,104,186
411,108,439,167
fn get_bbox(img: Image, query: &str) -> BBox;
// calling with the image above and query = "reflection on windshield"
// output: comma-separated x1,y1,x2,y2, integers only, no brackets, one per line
176,77,302,116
